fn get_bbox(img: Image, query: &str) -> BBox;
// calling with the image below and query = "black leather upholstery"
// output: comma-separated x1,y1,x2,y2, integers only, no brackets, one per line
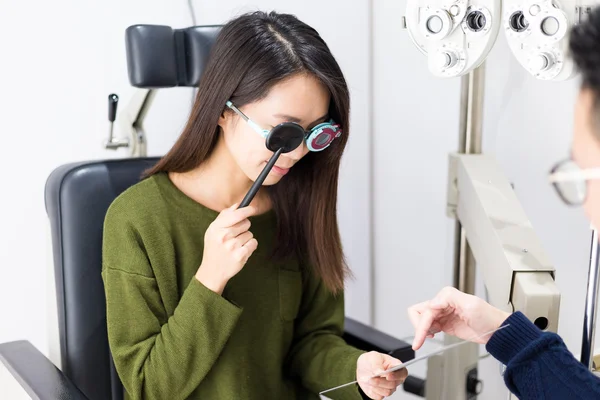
44,158,159,400
0,340,87,400
344,318,414,362
125,25,221,88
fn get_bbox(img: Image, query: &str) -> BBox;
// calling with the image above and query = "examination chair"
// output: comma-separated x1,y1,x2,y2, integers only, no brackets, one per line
0,24,416,400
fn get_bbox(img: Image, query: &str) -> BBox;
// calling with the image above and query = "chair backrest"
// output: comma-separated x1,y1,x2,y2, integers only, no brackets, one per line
44,23,220,399
126,25,221,88
45,158,159,400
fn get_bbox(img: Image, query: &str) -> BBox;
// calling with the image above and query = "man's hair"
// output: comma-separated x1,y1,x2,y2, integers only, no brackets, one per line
570,7,600,132
570,8,600,91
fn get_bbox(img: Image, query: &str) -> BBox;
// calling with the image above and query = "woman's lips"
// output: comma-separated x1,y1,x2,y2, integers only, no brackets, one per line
271,165,290,175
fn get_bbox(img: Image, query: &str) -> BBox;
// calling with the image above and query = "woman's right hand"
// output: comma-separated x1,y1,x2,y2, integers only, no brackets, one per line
407,286,511,351
195,203,259,294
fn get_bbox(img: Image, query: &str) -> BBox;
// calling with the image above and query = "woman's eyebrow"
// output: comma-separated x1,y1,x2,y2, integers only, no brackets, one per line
273,113,329,125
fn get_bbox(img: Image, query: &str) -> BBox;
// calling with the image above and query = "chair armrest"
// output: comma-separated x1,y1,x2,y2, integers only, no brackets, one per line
0,340,87,400
343,317,415,362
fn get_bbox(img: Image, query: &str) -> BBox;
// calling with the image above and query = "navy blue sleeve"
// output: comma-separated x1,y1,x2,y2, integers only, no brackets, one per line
485,312,600,399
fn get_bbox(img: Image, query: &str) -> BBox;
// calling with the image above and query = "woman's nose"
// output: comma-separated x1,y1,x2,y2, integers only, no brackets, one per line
286,141,309,160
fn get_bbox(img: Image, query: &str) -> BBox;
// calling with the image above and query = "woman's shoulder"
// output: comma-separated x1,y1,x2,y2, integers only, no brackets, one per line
105,173,166,224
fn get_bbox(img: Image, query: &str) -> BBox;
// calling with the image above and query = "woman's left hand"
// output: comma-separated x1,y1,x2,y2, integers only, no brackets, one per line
356,351,407,399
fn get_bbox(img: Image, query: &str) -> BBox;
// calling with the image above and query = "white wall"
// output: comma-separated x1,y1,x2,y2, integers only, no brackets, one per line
2,1,597,399
372,1,596,399
0,0,372,375
371,1,461,396
0,0,195,363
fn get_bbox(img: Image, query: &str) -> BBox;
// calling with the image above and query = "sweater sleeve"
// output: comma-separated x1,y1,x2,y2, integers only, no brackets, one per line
486,312,600,399
286,270,366,400
101,206,243,400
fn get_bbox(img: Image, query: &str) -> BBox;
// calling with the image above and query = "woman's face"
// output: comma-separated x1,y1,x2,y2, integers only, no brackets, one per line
572,88,600,229
219,73,331,186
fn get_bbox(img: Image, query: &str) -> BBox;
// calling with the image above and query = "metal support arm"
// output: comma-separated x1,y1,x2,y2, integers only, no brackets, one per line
104,89,156,157
447,153,561,329
117,89,155,157
424,68,487,400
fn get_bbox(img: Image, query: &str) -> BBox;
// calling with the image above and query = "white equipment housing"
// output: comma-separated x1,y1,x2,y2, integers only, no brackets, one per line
405,0,502,77
406,0,597,80
502,0,586,80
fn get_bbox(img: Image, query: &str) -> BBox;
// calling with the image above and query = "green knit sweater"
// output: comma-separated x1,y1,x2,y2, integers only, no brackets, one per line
101,172,365,400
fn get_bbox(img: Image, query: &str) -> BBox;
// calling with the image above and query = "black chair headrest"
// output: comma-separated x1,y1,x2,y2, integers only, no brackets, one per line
125,25,222,88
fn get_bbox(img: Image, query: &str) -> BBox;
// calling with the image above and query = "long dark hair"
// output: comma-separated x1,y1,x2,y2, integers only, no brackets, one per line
146,11,351,293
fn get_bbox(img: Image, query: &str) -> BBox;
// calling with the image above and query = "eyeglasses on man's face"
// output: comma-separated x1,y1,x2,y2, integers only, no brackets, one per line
548,159,600,206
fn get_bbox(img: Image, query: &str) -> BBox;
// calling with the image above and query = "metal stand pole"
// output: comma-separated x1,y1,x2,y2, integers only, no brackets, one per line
581,228,600,370
426,65,486,400
452,65,486,400
454,65,485,298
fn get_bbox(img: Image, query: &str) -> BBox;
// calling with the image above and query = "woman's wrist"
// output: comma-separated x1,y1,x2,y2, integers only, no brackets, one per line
195,267,228,295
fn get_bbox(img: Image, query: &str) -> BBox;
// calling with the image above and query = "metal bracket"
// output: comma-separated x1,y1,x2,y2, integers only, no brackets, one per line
512,272,561,332
116,89,156,157
105,89,156,157
425,336,481,400
449,153,559,319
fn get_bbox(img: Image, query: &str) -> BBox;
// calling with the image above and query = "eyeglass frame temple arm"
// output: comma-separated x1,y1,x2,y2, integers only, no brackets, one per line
226,101,249,121
549,168,600,183
225,101,268,137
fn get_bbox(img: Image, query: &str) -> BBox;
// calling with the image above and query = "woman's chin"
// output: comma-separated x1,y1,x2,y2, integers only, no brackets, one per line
259,174,284,186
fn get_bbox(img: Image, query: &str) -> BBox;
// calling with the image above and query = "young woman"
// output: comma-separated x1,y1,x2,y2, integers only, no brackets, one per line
407,7,600,399
102,11,407,400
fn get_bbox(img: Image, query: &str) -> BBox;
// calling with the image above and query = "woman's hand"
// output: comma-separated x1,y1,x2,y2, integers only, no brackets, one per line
408,286,511,351
195,204,258,294
356,352,407,399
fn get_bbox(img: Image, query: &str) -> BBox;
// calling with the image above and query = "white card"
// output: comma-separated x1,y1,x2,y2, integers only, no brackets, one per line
319,325,509,396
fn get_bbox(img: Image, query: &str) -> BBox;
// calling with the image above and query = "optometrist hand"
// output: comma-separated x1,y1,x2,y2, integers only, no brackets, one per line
356,352,407,399
408,286,511,351
195,203,258,295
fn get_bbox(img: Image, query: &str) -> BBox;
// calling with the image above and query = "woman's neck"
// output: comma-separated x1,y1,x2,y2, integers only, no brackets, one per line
169,138,270,213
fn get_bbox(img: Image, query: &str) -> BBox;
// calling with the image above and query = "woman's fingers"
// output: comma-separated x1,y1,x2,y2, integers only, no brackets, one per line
222,219,252,240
